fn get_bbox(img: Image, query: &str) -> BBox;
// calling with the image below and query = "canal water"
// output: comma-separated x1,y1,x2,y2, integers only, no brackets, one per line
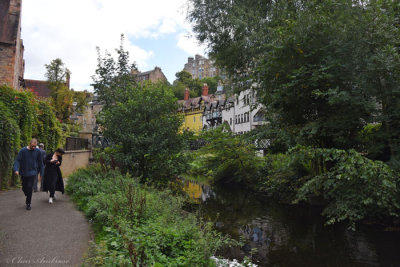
183,181,400,267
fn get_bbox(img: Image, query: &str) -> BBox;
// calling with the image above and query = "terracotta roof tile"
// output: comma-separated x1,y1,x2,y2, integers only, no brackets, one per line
24,79,51,97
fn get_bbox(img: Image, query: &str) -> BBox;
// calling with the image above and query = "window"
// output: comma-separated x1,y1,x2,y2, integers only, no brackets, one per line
241,114,243,123
230,118,232,125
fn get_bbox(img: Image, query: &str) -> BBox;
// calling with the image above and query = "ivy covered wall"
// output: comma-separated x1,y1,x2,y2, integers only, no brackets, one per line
0,85,62,189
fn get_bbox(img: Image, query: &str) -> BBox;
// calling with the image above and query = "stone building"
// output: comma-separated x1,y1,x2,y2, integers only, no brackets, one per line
0,0,24,89
183,54,223,79
132,66,167,83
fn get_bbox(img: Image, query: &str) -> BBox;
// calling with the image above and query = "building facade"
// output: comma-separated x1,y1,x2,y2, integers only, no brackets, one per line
178,84,219,133
228,89,265,135
203,88,265,135
0,0,24,89
183,54,222,79
132,66,167,83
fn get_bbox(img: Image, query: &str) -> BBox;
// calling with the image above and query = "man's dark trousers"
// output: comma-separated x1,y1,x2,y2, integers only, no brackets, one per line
21,175,35,204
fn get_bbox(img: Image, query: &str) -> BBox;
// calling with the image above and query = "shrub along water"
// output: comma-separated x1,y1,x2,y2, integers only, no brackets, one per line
187,128,400,228
187,127,264,186
261,146,400,228
66,165,232,266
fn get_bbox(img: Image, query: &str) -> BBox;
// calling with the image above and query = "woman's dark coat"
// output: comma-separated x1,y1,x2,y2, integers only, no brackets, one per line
42,153,64,194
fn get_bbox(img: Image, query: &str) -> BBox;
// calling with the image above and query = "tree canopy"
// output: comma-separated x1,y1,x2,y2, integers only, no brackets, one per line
45,58,74,122
93,39,185,184
188,0,400,164
171,70,223,99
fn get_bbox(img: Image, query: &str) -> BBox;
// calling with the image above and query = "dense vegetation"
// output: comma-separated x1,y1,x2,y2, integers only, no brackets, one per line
92,38,187,186
189,0,400,164
66,165,230,266
171,70,225,100
45,58,92,122
187,129,400,228
0,85,62,190
185,0,400,228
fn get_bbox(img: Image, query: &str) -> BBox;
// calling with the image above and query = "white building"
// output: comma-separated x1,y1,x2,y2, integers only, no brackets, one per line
229,89,265,134
202,88,265,134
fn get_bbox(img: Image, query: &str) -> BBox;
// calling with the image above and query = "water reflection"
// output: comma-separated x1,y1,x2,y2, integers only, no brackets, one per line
182,181,400,267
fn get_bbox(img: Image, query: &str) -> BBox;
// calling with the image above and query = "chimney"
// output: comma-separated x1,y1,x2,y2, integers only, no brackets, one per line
184,88,190,100
202,83,209,96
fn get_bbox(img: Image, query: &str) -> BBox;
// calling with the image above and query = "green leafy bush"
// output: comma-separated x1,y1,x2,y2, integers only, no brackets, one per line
66,165,231,266
263,146,400,227
97,82,186,186
293,147,400,228
188,127,264,186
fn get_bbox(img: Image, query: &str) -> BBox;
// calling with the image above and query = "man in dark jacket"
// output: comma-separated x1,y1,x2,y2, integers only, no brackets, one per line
14,139,44,210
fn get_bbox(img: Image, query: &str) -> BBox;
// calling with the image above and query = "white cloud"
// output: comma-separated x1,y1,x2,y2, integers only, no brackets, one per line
21,0,203,90
176,31,208,57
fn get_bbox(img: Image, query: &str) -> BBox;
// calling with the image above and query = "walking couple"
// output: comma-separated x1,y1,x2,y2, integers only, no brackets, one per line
13,138,65,210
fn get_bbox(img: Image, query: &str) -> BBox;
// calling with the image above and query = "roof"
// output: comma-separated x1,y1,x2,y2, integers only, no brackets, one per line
137,70,152,76
0,0,21,45
178,94,226,112
135,67,167,82
24,79,52,97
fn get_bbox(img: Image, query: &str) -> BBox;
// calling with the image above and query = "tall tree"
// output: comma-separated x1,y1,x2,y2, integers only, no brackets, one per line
45,58,73,122
92,35,137,108
93,39,185,184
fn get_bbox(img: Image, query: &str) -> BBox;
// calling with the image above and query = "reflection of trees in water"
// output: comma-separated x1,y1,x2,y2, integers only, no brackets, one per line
238,216,384,266
184,181,397,266
345,231,379,266
239,216,289,265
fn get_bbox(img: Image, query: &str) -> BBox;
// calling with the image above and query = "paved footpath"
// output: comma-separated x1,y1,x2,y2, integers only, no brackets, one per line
0,187,91,267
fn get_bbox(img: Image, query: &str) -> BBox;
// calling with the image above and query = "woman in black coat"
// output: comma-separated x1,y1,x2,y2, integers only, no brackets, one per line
42,148,65,204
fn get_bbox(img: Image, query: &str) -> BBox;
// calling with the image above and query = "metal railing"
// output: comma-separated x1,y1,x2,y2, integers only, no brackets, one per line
65,137,89,151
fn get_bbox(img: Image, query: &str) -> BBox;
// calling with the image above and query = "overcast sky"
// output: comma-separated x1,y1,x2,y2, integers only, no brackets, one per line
21,0,206,91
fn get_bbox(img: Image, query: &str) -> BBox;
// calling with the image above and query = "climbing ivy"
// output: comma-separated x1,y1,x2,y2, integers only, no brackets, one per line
0,102,20,189
35,100,62,152
0,85,62,190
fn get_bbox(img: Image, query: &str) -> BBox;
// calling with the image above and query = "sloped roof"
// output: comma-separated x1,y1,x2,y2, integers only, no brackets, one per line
179,94,226,112
24,79,51,97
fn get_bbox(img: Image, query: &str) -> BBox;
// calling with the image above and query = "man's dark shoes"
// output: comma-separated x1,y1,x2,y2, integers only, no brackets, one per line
26,204,31,210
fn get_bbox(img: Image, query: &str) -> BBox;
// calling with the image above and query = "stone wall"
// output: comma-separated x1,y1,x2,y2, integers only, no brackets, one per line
148,67,167,82
60,150,91,177
0,0,24,89
0,44,16,87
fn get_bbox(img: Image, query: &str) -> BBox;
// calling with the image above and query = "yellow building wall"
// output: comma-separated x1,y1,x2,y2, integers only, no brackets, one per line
180,109,203,133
